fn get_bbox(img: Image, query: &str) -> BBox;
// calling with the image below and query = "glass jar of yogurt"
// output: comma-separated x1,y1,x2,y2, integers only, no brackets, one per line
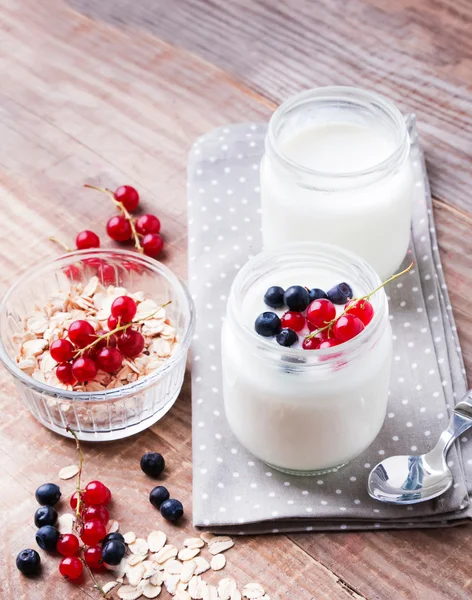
221,242,392,475
260,87,414,280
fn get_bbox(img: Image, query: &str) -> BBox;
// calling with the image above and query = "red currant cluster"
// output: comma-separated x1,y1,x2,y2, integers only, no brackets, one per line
58,480,116,580
51,295,145,385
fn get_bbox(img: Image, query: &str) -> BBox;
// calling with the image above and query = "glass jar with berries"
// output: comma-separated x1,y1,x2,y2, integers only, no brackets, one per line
260,86,415,280
222,242,395,475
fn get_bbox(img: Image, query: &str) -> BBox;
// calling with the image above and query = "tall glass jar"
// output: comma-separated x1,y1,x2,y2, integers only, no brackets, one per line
221,242,392,475
260,87,414,280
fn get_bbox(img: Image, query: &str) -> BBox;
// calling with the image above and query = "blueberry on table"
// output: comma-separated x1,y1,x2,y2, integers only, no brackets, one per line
101,532,125,545
327,282,353,305
101,540,126,565
34,505,58,528
283,286,310,312
308,288,328,302
35,483,61,506
149,485,170,508
255,312,281,337
276,328,298,347
160,498,184,522
140,452,165,478
35,525,60,552
264,286,285,309
16,549,41,576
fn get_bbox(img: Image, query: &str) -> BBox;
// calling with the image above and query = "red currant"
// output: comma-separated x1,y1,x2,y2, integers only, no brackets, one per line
80,519,107,546
56,363,76,385
97,263,116,285
302,337,321,350
103,487,112,506
63,264,82,281
59,556,83,580
83,504,109,525
96,347,123,373
94,330,117,350
57,533,80,557
84,546,103,570
107,315,122,333
332,314,365,343
82,256,105,269
142,233,163,258
122,260,142,274
83,480,108,505
50,338,75,363
70,491,81,511
106,215,132,242
346,299,374,326
111,296,137,323
118,329,145,358
114,185,139,212
280,311,306,332
68,320,96,348
318,339,341,349
135,214,161,235
76,230,100,250
72,357,98,382
306,299,336,329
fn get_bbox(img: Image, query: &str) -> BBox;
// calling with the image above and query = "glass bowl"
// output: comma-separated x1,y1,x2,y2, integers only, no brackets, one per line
0,249,195,441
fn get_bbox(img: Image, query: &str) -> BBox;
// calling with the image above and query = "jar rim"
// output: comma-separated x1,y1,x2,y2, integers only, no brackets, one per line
227,242,388,367
266,86,409,188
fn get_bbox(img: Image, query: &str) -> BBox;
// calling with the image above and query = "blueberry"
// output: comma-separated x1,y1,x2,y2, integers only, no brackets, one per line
264,286,285,309
140,452,165,478
254,312,281,337
308,288,328,302
276,328,298,347
35,483,61,506
35,525,59,552
101,540,126,565
34,505,57,528
160,498,184,522
283,286,310,312
327,282,353,305
101,532,125,545
149,485,170,509
16,549,41,576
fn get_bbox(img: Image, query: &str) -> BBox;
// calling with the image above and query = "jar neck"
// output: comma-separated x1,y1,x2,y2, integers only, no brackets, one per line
227,242,388,369
265,86,410,192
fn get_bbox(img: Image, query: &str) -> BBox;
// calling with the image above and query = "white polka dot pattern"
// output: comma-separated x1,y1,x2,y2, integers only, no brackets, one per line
188,117,471,534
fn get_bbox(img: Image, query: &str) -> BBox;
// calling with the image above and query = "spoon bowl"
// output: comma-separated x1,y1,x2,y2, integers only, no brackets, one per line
368,391,472,505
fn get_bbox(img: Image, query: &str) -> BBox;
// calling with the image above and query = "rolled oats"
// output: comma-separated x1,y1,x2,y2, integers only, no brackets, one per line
208,536,234,555
58,465,79,480
210,554,226,571
178,547,201,561
117,584,143,600
184,537,205,549
129,537,149,556
217,578,238,600
242,583,265,599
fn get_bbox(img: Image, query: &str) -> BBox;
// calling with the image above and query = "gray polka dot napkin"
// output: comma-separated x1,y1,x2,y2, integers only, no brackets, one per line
187,116,472,533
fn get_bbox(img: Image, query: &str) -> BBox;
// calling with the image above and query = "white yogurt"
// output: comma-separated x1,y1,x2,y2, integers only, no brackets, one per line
221,243,392,474
261,87,415,281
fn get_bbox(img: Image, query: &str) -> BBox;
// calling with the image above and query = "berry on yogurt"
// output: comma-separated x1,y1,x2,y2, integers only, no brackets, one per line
327,282,353,305
255,312,282,337
276,328,298,347
283,286,310,312
264,286,285,309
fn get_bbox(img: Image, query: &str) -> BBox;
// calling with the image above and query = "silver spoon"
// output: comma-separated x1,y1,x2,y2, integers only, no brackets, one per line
368,390,472,504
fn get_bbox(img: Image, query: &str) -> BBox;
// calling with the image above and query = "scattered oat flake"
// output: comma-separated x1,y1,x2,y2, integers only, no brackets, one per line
147,530,166,552
180,560,197,583
126,563,146,587
107,519,120,533
124,531,137,544
210,554,226,571
175,592,191,600
128,553,147,566
188,575,207,599
193,556,210,575
129,537,149,556
242,583,265,599
164,559,183,575
184,537,205,549
199,532,215,545
59,464,79,480
208,537,234,555
141,560,157,579
178,547,201,561
57,513,75,534
102,581,119,593
141,581,161,598
117,585,143,600
203,585,218,600
164,574,181,595
218,578,238,600
150,571,164,586
154,544,177,564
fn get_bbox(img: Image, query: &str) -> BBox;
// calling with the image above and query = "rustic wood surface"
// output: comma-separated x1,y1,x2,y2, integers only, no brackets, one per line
1,0,471,599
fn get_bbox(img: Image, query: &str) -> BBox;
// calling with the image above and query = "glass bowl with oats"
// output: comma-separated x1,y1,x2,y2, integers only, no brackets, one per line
0,249,194,441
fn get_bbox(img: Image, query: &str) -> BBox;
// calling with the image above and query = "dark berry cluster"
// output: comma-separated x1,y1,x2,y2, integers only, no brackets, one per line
52,295,146,385
255,281,375,349
140,451,184,522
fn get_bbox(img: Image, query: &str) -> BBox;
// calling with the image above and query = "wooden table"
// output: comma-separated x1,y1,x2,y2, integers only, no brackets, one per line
1,0,471,598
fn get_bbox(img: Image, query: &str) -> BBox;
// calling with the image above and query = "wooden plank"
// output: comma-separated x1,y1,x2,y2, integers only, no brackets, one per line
68,0,472,213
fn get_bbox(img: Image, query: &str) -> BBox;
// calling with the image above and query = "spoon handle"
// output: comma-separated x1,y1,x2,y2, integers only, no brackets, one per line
437,390,472,455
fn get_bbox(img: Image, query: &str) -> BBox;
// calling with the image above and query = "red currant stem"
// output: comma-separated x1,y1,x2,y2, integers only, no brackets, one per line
82,556,111,599
73,301,172,359
84,184,143,254
65,426,85,528
305,261,414,340
49,236,72,253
